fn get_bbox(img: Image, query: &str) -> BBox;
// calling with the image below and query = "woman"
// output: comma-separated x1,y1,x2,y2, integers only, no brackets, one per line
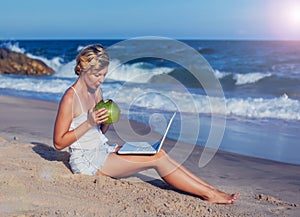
53,44,239,204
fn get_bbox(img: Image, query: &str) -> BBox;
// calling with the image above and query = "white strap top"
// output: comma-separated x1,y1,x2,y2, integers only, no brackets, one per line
69,87,108,150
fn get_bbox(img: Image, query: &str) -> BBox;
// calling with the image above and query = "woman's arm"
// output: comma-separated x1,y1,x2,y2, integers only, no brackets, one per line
53,89,109,150
53,90,92,150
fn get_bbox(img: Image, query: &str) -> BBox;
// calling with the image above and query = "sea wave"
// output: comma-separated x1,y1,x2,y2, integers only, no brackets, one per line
0,75,72,93
1,41,299,121
225,94,300,120
214,70,272,85
107,59,173,83
104,85,300,121
0,41,26,53
54,60,77,78
1,42,174,82
52,58,174,83
1,72,299,121
233,72,272,85
0,42,294,89
271,63,300,79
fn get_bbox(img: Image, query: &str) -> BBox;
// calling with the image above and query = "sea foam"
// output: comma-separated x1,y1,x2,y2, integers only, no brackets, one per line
103,84,300,121
107,59,173,83
214,69,272,85
233,72,272,85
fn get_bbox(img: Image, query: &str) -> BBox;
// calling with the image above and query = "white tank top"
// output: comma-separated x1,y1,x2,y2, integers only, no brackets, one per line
69,87,108,150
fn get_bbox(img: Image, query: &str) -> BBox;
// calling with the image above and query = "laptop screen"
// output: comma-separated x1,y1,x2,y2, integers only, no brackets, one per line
155,112,176,152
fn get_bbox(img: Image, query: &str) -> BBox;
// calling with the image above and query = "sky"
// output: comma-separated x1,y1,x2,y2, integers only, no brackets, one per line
0,0,300,40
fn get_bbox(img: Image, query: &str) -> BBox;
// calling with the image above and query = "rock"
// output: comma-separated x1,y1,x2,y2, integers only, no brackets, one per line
0,48,55,75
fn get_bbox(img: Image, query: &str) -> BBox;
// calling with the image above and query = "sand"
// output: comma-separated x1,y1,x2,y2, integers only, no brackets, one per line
0,95,299,217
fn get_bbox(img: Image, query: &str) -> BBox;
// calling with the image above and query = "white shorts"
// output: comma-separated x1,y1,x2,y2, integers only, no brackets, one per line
69,143,117,175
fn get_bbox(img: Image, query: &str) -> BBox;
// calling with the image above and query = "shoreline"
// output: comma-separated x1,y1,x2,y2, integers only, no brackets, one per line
0,94,300,216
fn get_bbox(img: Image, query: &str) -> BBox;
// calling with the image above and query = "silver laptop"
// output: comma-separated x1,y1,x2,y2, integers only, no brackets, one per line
117,112,176,155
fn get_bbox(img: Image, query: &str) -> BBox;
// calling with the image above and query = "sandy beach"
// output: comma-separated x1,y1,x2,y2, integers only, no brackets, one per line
0,95,299,217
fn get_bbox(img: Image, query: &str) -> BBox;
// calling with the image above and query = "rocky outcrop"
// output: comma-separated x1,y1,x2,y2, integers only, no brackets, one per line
0,48,55,75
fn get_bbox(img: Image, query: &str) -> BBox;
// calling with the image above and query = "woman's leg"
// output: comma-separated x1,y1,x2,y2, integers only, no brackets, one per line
98,149,239,204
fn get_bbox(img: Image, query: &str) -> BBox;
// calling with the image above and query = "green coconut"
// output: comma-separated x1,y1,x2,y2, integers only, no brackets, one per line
94,99,120,124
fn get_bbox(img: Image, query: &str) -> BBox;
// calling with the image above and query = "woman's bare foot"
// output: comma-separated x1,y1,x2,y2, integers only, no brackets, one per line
207,190,240,204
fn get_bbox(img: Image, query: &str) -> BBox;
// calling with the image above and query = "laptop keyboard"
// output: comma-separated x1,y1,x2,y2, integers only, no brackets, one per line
125,142,156,152
130,145,154,152
136,146,154,152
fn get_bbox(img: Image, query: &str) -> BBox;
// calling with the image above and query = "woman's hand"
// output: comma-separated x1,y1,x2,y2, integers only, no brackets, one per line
87,107,109,127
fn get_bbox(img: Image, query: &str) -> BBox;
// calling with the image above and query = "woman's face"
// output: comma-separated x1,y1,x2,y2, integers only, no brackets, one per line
83,66,108,90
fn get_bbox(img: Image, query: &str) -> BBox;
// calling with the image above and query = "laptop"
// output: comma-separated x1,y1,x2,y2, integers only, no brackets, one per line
117,112,176,155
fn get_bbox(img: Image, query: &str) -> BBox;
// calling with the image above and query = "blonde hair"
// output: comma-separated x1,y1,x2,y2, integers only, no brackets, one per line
75,44,109,75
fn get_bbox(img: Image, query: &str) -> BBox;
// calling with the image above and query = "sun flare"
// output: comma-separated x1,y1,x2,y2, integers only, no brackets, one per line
287,5,300,26
270,1,300,39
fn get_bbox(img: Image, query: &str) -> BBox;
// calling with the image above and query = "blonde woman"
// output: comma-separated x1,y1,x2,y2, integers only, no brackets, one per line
53,44,239,204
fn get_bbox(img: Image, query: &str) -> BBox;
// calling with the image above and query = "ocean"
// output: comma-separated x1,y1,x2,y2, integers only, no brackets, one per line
0,39,299,166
